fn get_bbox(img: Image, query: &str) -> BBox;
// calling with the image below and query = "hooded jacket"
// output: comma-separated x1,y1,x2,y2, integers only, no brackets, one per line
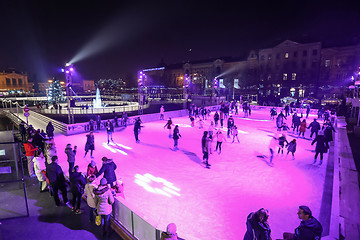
294,217,323,240
23,143,38,157
96,159,117,184
312,135,329,153
70,172,86,194
85,182,97,208
93,185,114,215
243,212,271,240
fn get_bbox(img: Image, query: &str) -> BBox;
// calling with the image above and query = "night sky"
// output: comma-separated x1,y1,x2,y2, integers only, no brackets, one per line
0,0,359,83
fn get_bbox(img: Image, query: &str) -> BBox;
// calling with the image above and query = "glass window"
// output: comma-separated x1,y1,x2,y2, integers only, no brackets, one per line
283,73,288,80
312,49,318,55
285,52,289,58
18,79,23,86
6,78,10,85
12,78,17,85
292,73,296,80
303,50,307,57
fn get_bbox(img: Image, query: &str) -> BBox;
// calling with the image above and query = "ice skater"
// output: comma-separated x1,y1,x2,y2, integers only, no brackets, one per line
308,119,320,139
214,111,219,127
215,129,226,154
197,118,204,129
189,115,195,127
286,139,297,160
201,131,210,167
134,118,143,143
231,125,240,143
268,134,278,164
65,143,77,173
270,107,277,120
105,120,114,144
164,118,174,138
84,132,95,158
227,115,234,137
277,133,288,155
299,119,307,138
208,121,215,138
311,130,329,165
172,125,181,150
160,105,165,120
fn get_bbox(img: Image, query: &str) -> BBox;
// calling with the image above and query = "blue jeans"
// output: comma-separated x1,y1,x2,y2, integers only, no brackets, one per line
174,139,178,148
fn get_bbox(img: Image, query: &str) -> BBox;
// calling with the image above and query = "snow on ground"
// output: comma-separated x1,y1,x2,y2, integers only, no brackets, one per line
35,109,328,240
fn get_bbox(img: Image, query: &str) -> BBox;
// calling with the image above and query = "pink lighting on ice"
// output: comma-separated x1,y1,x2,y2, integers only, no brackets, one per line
135,173,181,198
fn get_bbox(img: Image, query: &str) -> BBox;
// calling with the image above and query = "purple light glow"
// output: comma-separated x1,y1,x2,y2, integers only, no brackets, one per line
65,70,69,74
70,67,74,72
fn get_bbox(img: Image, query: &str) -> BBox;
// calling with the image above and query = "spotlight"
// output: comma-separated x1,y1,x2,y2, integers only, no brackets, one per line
70,67,74,72
66,63,71,67
61,69,65,72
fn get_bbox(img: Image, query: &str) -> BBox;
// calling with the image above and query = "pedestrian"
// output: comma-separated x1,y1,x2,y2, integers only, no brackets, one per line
244,208,271,240
308,119,321,138
87,160,99,177
311,130,329,165
46,121,55,140
85,175,97,223
232,125,240,143
164,118,173,138
65,143,77,173
283,206,323,240
306,105,311,118
160,223,179,240
215,129,226,154
201,131,210,167
173,125,181,150
33,150,47,192
23,140,38,177
160,105,165,120
286,139,297,160
69,166,86,214
46,156,70,207
299,119,307,138
96,157,117,187
214,111,219,127
105,120,114,144
19,121,27,142
94,178,114,237
278,133,288,154
84,131,95,158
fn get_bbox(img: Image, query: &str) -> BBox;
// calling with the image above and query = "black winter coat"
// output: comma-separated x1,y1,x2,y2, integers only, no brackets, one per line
96,159,117,184
312,135,329,153
46,162,66,185
243,212,271,240
294,217,323,240
70,172,86,194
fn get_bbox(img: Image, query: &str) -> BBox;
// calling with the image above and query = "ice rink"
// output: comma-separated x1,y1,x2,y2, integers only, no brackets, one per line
46,109,331,239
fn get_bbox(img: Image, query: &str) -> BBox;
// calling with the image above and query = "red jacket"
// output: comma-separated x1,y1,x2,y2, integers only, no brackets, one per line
23,143,38,157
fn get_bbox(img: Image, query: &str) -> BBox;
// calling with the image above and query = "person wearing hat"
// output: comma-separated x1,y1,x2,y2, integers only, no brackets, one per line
85,174,97,223
65,143,77,174
94,178,114,237
311,130,329,165
96,157,117,187
283,206,323,240
160,223,178,240
87,160,98,177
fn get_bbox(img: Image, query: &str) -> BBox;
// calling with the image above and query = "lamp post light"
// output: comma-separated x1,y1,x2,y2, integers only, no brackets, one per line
62,63,75,124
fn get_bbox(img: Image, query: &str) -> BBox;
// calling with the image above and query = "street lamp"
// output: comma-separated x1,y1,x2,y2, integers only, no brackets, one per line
62,63,75,124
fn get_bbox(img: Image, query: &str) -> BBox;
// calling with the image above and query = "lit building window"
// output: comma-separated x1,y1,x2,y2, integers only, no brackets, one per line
292,73,296,80
283,73,288,80
285,52,289,58
325,60,331,67
290,88,296,97
299,89,305,97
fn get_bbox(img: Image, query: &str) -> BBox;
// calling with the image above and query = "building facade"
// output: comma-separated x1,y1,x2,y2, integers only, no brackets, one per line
0,69,30,93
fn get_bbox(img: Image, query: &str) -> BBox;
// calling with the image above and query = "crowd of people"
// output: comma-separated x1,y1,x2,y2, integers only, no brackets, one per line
18,99,336,240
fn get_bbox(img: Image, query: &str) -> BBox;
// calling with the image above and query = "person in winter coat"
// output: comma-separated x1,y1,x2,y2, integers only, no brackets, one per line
172,125,181,149
270,108,277,120
70,166,86,214
306,105,311,118
227,116,235,137
160,223,178,240
232,125,240,143
105,120,114,144
276,113,285,131
324,121,336,145
311,130,329,165
96,157,117,187
33,150,47,192
215,129,226,154
19,121,27,142
201,131,210,166
243,208,271,240
189,115,195,127
292,113,302,132
278,134,289,154
214,111,219,127
160,105,165,120
220,110,224,128
286,139,297,159
94,178,114,237
269,134,278,163
134,118,143,143
85,175,97,223
164,118,173,138
84,131,95,158
46,121,55,140
32,129,46,152
283,205,323,240
299,119,307,138
308,119,321,138
65,143,77,174
23,140,38,176
87,160,99,177
46,156,69,207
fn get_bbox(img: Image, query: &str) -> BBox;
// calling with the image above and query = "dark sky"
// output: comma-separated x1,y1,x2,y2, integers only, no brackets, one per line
0,0,359,82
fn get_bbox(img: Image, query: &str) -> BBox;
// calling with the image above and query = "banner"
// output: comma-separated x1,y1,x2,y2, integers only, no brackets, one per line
219,79,226,88
234,79,240,89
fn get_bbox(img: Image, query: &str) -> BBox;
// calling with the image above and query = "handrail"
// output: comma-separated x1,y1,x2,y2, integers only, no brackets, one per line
26,110,67,134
